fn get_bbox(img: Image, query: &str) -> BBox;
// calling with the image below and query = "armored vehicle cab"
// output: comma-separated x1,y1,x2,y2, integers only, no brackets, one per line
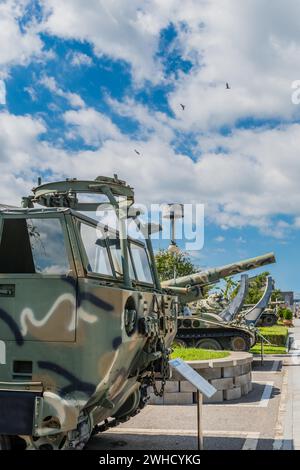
0,176,177,450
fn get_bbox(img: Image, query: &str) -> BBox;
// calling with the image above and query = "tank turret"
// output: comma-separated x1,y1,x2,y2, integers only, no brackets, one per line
174,274,256,351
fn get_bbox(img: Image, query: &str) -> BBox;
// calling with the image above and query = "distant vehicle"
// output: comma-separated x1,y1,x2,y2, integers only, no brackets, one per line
172,271,275,351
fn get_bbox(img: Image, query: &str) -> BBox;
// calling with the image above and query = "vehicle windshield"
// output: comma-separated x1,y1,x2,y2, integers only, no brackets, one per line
107,236,135,279
79,222,113,276
79,219,153,284
130,242,153,284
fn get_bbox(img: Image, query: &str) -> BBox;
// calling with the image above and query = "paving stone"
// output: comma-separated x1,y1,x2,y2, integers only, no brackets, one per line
180,381,197,392
234,372,251,386
186,360,211,369
224,386,242,400
198,368,222,380
203,390,224,403
210,377,234,390
222,365,242,378
241,362,251,374
155,381,179,393
209,359,235,368
171,367,222,382
148,394,164,405
169,370,185,381
163,392,194,405
235,356,253,365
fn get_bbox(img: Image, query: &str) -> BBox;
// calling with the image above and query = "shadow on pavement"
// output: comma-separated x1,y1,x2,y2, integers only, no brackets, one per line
86,433,292,450
252,359,282,372
207,383,280,405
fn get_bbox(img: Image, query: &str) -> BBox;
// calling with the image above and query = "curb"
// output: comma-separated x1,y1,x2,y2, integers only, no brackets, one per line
150,352,253,405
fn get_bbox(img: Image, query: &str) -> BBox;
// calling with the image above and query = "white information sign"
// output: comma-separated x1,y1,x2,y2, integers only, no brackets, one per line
169,358,217,398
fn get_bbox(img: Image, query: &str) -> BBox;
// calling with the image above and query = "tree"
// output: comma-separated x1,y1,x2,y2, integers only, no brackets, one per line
222,271,282,304
218,276,239,301
155,249,197,282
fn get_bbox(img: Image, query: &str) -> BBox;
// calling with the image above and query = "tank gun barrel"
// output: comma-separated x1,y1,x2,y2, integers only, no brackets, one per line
161,252,276,288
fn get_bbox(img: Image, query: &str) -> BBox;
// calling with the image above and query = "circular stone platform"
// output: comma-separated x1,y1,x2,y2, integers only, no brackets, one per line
149,352,253,405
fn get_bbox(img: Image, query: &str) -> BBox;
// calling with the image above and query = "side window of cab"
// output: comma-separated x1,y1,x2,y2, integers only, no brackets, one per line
0,217,71,275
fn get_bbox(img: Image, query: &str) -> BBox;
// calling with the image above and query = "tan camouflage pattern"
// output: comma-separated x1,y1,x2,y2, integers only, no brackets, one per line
192,293,228,314
162,252,276,288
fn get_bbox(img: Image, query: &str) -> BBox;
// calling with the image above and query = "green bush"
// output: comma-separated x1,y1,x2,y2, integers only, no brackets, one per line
278,307,285,319
250,344,287,355
277,307,293,321
283,309,293,321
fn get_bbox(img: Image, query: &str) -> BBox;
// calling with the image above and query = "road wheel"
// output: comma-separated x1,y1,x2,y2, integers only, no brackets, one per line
261,315,276,327
195,338,222,350
172,339,187,348
230,335,250,351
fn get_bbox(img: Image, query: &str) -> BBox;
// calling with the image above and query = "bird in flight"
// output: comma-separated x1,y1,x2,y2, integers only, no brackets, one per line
226,82,231,89
134,149,141,155
180,103,185,110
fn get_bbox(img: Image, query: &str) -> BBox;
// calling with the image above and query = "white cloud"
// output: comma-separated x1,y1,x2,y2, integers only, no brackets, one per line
37,0,300,111
1,0,300,242
197,124,300,221
0,0,43,69
1,107,300,239
69,51,93,67
0,111,46,204
168,0,300,129
50,122,300,239
214,236,225,243
40,75,85,108
63,107,121,145
24,86,37,101
0,80,6,104
106,95,175,141
39,0,174,82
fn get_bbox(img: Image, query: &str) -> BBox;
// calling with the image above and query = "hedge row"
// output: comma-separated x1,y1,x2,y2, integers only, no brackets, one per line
259,326,288,347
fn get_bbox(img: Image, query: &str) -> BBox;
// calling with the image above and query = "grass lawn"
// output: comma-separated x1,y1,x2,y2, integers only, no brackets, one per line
250,344,287,355
171,347,230,361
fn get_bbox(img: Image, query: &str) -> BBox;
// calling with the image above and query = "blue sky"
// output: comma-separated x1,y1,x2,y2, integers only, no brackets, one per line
1,0,300,294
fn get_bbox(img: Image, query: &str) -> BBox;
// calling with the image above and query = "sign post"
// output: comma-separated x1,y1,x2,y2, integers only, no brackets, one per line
196,390,203,450
169,358,217,450
260,336,264,366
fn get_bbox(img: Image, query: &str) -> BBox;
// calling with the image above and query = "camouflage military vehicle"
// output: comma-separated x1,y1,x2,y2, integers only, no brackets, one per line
239,276,278,327
0,176,178,450
173,274,253,351
256,309,278,327
240,276,274,327
245,299,279,327
165,255,276,351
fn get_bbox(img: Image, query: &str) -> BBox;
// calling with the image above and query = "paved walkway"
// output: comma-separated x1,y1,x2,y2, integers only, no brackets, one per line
87,321,300,451
280,318,300,449
88,357,284,450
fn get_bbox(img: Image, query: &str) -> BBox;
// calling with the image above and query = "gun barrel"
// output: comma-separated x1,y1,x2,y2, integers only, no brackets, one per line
161,252,276,288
